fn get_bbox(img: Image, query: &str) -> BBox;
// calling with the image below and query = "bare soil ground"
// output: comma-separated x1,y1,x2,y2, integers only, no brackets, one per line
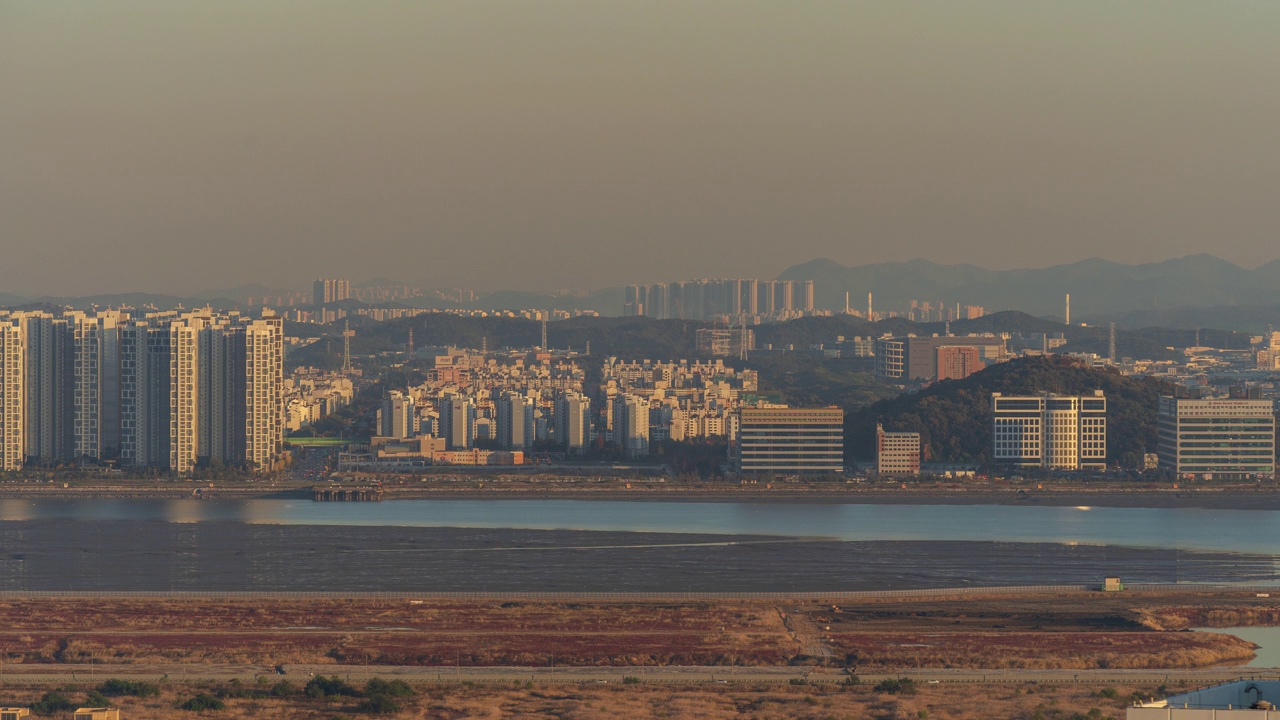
0,590,1273,670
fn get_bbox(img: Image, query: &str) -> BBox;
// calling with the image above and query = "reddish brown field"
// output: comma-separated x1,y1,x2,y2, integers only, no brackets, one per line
0,679,1149,720
0,593,1271,670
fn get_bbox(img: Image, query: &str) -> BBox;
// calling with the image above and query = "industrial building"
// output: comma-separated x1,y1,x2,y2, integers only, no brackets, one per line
876,424,920,476
1129,679,1280,718
736,407,844,475
991,392,1107,470
1157,396,1276,480
874,335,1005,381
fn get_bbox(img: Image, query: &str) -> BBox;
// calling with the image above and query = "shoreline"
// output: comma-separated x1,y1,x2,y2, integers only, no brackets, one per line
3,483,1280,509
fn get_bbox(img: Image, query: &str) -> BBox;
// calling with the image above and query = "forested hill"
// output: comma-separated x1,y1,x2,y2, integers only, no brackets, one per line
846,356,1177,469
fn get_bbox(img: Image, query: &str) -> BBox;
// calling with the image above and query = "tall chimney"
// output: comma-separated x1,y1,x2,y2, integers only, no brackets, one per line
1065,293,1071,326
868,292,873,321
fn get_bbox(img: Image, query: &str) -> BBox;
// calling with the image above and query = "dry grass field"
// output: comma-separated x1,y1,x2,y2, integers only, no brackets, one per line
0,678,1151,720
0,591,1272,671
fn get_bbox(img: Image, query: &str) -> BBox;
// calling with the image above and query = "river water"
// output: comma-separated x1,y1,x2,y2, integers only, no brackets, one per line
1,499,1277,592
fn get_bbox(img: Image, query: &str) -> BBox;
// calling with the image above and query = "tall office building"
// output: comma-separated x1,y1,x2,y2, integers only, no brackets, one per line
736,407,844,475
555,391,590,453
876,424,920,476
1157,397,1276,480
803,280,815,313
992,392,1107,470
0,318,24,471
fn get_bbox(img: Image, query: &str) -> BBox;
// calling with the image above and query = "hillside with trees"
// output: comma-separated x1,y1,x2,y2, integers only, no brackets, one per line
846,356,1177,469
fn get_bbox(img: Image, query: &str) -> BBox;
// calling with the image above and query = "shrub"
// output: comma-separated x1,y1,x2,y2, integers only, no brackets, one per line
305,675,360,698
97,678,161,697
623,677,641,685
179,693,226,711
364,678,413,698
31,691,75,715
357,694,402,715
271,680,299,697
874,677,918,695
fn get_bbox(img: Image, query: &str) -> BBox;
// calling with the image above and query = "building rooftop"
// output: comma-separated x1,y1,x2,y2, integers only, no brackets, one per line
1129,680,1280,718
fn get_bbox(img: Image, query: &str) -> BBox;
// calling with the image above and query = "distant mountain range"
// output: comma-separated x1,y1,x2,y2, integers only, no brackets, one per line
776,254,1280,327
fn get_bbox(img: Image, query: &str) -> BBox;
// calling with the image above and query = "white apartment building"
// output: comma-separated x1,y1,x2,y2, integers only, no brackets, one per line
554,391,590,453
992,392,1107,470
0,308,285,475
613,394,650,458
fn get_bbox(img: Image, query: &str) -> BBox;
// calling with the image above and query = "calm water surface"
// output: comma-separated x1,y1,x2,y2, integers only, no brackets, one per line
1196,627,1280,667
2,498,1279,554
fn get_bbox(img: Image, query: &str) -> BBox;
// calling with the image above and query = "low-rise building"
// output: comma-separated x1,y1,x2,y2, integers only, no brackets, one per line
876,424,920,476
1157,396,1276,479
75,710,121,720
736,407,844,475
1129,679,1280,718
992,392,1107,471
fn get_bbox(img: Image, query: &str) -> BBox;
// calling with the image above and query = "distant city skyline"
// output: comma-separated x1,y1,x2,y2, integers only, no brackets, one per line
5,3,1279,295
2,252,1280,302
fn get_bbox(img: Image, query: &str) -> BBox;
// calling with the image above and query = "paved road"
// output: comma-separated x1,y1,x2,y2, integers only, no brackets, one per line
2,663,1277,686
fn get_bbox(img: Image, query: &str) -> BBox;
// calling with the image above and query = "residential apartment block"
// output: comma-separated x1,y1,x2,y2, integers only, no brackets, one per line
0,308,285,474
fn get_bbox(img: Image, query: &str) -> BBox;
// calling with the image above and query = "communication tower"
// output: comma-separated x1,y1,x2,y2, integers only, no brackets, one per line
342,320,355,374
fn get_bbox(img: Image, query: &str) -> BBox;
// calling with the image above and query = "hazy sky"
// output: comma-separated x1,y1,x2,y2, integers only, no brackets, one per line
3,2,1278,296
